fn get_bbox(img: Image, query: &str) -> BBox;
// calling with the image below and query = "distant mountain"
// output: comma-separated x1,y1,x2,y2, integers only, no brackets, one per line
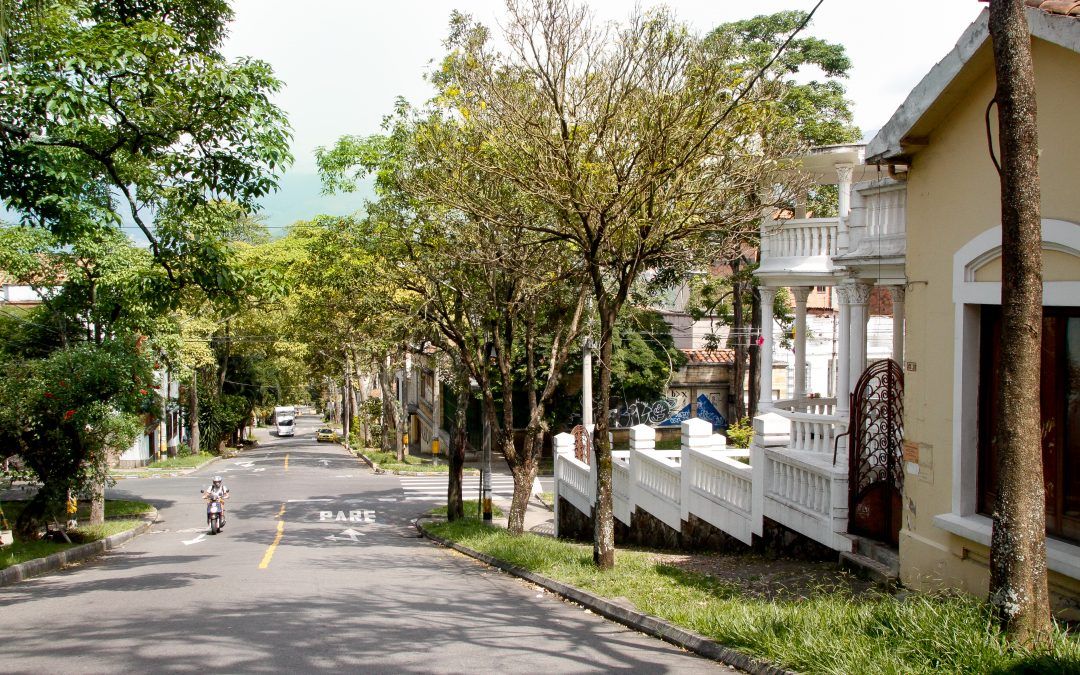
257,171,373,234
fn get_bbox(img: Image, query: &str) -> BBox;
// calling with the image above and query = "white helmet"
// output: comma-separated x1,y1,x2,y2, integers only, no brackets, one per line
212,476,222,485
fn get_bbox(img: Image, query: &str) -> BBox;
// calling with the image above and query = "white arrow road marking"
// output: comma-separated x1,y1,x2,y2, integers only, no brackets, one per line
251,468,266,473
326,528,365,542
319,460,330,467
287,498,333,503
334,474,354,478
183,533,207,546
235,461,254,468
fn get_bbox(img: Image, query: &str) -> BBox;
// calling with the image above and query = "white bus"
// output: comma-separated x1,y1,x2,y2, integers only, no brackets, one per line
274,405,296,437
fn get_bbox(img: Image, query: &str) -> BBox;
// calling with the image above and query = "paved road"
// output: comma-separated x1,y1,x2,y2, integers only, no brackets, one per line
0,414,730,673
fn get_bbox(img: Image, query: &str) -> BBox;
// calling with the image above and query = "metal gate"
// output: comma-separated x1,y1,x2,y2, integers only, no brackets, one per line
846,358,904,546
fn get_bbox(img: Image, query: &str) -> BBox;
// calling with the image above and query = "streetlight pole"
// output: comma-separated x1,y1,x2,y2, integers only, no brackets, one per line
481,407,492,522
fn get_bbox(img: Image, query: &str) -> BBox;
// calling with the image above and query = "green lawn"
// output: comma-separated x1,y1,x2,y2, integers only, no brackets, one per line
362,449,453,473
145,452,214,469
1,517,145,570
423,520,1080,674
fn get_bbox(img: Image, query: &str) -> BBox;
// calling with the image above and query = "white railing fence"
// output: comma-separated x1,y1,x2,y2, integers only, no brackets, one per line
554,413,853,552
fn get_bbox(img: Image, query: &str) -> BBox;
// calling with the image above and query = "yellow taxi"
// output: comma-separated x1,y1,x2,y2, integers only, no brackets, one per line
316,427,336,442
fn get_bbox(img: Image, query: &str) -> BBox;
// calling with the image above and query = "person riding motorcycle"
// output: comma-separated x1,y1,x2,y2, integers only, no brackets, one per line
203,476,230,528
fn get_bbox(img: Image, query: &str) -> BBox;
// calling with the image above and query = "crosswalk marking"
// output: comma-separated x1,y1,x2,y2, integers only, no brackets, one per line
400,475,519,502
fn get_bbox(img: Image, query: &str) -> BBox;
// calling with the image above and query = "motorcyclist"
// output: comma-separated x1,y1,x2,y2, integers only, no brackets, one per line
203,476,230,527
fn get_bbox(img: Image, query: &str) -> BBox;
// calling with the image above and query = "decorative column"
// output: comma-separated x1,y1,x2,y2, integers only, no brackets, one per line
792,286,811,402
836,163,854,253
847,281,873,385
758,286,778,413
835,285,852,421
890,285,906,365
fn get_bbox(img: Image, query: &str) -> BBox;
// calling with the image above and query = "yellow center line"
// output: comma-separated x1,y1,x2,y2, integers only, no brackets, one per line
258,502,287,570
284,453,289,471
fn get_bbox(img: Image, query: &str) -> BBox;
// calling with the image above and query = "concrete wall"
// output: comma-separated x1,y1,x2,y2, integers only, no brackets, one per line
900,37,1080,606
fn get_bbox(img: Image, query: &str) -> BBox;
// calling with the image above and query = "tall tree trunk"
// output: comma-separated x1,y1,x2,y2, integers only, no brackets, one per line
987,0,1051,646
189,370,201,454
592,301,617,569
748,283,762,420
218,321,229,396
89,461,106,526
342,354,351,444
731,259,747,421
448,367,469,521
377,358,396,454
357,372,370,448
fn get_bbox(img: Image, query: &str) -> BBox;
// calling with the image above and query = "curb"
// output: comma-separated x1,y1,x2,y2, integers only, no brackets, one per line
416,521,795,675
0,510,158,588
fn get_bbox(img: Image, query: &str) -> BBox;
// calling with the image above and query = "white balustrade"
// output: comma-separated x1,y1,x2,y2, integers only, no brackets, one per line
631,447,682,532
763,218,839,258
682,445,755,545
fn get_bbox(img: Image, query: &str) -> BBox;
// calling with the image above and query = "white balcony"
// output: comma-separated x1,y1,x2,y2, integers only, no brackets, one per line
757,217,840,284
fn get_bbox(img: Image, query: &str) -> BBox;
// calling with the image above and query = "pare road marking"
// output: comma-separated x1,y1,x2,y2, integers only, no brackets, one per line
318,510,376,523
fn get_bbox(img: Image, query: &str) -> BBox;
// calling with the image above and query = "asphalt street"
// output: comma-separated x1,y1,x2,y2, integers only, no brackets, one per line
0,414,730,673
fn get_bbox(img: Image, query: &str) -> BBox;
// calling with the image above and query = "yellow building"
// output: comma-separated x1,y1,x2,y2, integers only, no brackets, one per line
866,4,1080,607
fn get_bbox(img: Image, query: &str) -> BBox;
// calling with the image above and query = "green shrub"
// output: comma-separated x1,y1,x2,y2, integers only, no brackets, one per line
725,417,753,448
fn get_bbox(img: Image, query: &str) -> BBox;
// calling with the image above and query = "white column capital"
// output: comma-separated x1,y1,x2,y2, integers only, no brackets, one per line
835,163,854,183
889,285,906,304
844,281,872,306
759,286,778,305
791,286,812,304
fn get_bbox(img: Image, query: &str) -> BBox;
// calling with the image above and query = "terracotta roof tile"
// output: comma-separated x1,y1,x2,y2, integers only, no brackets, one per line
1023,0,1080,17
681,348,735,365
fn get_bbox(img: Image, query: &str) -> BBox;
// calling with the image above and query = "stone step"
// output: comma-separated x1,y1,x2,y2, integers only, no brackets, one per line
853,535,900,571
839,550,899,587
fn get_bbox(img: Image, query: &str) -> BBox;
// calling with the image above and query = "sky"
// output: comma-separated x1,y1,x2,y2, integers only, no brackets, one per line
222,0,988,231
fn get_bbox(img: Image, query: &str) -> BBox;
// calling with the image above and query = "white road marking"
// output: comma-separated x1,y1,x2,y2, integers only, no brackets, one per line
326,528,365,542
399,475,518,502
286,498,334,503
183,533,207,546
318,509,376,522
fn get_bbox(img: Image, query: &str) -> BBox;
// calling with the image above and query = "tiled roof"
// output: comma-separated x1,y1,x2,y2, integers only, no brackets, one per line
681,349,735,365
1024,0,1080,17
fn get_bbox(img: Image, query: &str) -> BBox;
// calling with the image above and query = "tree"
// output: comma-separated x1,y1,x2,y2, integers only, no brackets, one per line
0,338,153,536
986,0,1051,646
693,9,858,420
0,0,290,296
441,0,810,567
318,109,591,534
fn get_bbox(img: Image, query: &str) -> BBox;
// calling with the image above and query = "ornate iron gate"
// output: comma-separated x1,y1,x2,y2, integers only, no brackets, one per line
846,358,904,546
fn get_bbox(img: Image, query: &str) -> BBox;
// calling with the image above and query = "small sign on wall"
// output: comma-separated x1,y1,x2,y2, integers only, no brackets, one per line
902,440,920,463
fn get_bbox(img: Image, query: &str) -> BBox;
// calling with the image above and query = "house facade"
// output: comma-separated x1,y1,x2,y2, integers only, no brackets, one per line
866,4,1080,605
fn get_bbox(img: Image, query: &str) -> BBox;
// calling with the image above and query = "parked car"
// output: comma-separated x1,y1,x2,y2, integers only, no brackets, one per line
316,427,335,442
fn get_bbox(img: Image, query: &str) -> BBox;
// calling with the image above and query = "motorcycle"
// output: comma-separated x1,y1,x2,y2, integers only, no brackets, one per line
201,490,226,535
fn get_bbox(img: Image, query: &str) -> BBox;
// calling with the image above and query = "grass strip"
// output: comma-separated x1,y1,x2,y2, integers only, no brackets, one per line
1,518,145,570
430,501,505,519
144,452,215,469
363,449,452,473
424,519,1080,674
